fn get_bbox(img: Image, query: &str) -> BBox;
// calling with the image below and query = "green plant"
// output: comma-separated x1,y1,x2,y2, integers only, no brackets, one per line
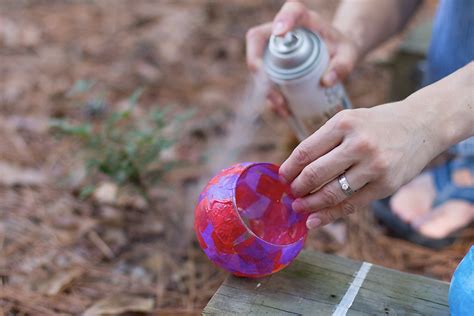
51,87,193,201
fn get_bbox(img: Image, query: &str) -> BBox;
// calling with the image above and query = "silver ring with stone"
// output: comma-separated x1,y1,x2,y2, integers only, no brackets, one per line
338,174,354,197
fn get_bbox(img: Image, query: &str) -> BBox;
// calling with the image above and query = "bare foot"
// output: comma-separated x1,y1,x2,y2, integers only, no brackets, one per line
389,165,474,239
415,201,474,239
390,173,436,223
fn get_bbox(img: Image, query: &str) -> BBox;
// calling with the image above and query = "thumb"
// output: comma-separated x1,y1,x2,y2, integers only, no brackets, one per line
272,1,309,35
321,45,357,87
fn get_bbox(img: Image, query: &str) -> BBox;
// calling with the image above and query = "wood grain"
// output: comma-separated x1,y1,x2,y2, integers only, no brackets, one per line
204,250,450,315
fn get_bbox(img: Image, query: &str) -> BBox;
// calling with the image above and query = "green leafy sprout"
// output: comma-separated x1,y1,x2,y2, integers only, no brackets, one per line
51,84,194,201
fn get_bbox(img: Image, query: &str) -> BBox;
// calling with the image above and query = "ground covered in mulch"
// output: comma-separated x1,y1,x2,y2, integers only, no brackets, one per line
1,0,472,314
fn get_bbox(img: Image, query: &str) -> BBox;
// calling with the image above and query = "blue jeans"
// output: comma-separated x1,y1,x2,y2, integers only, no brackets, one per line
425,0,474,157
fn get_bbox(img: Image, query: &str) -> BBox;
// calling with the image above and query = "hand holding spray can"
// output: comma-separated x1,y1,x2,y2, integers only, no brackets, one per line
264,28,352,141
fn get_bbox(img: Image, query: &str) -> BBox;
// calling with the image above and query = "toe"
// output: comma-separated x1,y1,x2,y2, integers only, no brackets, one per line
416,201,474,239
390,173,436,223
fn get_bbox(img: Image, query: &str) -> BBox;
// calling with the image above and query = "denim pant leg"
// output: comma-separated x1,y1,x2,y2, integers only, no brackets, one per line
451,137,474,157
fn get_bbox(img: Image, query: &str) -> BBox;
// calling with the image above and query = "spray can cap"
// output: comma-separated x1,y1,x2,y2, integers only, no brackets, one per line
264,28,321,80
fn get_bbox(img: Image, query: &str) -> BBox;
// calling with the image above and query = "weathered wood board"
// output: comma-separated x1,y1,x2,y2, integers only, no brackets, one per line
203,250,450,315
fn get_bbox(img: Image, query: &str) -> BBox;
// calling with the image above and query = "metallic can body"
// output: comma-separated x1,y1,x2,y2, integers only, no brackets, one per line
264,28,351,140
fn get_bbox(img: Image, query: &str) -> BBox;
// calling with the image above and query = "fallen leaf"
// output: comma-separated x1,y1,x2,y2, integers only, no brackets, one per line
143,253,166,274
0,17,40,48
0,115,49,134
37,268,83,296
0,223,5,251
87,230,115,260
84,295,154,316
93,182,118,204
99,206,124,226
0,161,47,186
116,192,147,210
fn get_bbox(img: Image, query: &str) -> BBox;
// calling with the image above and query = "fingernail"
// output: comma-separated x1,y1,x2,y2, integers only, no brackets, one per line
290,184,302,197
273,21,286,35
306,217,322,229
278,167,288,183
279,174,288,184
322,70,337,86
292,199,306,213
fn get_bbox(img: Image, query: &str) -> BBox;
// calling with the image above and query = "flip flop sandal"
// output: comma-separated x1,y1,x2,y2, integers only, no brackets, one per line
372,157,474,250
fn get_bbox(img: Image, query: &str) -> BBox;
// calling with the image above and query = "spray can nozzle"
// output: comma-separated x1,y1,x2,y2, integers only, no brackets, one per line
282,32,297,46
272,31,301,54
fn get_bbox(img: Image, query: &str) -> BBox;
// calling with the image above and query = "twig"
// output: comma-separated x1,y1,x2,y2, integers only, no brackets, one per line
87,230,114,260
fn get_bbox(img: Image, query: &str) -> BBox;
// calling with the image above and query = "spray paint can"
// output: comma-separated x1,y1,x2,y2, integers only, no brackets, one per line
264,28,352,141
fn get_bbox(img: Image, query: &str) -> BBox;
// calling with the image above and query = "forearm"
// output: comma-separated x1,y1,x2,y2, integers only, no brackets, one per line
333,0,422,61
407,62,474,154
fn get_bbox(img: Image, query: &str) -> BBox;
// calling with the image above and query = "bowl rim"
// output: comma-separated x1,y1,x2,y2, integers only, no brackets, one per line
230,162,307,248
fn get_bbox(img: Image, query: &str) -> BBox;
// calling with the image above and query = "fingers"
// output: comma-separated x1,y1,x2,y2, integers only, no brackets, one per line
246,1,312,70
289,145,356,197
246,22,272,72
292,165,371,212
267,88,290,117
248,0,357,87
305,183,377,229
279,117,344,183
273,1,332,37
273,1,309,35
321,42,358,86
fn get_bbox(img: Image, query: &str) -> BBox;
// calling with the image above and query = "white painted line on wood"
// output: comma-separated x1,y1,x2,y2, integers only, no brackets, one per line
332,262,373,316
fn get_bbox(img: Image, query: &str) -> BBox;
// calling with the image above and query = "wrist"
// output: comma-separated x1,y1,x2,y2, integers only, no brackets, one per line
333,14,373,64
396,97,446,161
407,62,474,153
404,91,461,157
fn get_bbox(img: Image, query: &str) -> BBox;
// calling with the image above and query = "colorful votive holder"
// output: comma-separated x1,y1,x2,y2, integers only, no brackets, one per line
195,162,308,278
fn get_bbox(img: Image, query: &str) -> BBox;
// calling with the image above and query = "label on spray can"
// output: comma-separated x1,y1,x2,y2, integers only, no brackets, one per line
264,28,351,140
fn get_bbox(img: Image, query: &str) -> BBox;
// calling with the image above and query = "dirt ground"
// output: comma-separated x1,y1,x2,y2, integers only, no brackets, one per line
1,0,472,314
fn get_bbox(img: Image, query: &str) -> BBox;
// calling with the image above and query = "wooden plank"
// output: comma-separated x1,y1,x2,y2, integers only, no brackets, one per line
203,250,449,316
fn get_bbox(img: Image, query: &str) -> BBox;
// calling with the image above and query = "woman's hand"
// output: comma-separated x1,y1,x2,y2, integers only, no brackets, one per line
279,100,442,229
246,0,360,117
